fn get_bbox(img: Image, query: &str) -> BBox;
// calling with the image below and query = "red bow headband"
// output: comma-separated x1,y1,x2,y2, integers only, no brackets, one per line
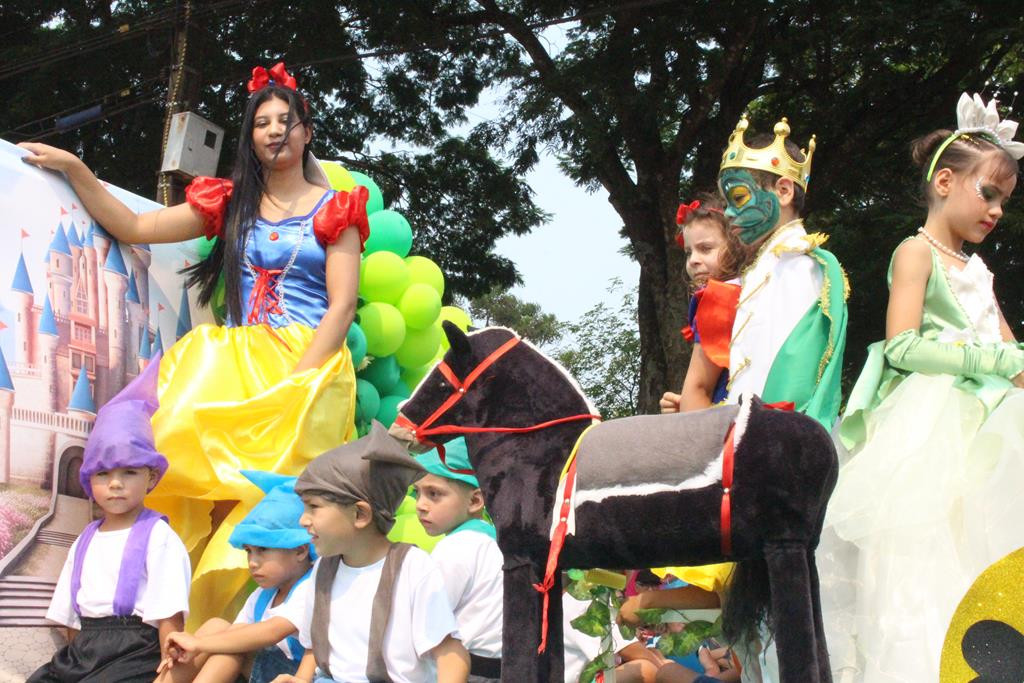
247,62,298,94
674,200,724,249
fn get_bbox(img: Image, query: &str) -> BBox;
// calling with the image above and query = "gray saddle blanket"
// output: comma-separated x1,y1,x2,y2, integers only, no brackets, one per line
558,402,742,535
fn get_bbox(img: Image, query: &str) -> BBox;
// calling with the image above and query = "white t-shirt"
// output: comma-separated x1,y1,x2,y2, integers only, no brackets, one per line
431,528,503,659
288,547,459,682
47,519,191,630
233,574,313,659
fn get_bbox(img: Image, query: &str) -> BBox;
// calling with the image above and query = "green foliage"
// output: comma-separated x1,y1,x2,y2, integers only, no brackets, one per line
8,1,1024,404
569,599,611,638
578,655,608,683
656,619,721,659
466,287,562,347
557,280,640,419
0,1,545,302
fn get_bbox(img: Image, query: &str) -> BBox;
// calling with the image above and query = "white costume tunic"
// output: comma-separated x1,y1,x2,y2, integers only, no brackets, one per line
47,519,191,630
287,548,459,683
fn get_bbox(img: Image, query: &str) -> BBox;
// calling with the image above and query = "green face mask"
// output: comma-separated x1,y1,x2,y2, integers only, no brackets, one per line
718,168,780,245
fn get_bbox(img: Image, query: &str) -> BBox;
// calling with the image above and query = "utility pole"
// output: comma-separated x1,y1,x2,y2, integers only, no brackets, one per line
156,0,199,206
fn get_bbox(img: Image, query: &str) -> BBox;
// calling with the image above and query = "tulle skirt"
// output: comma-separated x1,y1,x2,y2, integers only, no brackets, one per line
145,322,357,625
818,373,1024,682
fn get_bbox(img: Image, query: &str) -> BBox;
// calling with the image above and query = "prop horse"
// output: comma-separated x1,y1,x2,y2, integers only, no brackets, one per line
389,324,837,683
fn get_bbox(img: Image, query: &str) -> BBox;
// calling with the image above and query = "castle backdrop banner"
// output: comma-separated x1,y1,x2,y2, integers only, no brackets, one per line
0,138,211,676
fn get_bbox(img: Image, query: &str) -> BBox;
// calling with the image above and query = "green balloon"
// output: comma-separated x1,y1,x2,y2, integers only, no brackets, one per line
358,302,406,357
395,323,442,369
359,251,410,304
438,306,473,350
355,378,381,424
346,322,367,367
388,497,440,551
366,210,413,257
398,283,442,331
405,256,445,297
376,394,406,428
321,161,356,191
390,381,411,399
358,355,401,395
197,235,217,260
400,362,434,393
349,171,385,215
209,272,227,325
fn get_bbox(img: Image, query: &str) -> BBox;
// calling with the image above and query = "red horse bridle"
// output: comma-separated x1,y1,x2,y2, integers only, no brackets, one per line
392,335,601,473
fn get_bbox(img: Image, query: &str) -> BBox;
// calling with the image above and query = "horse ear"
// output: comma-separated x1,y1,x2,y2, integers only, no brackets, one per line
443,321,471,357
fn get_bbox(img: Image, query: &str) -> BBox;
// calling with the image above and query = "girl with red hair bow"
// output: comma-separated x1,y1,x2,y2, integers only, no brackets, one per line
660,194,747,414
20,62,366,626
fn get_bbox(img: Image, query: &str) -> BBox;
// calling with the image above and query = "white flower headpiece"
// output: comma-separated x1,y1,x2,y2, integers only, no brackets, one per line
954,92,1024,159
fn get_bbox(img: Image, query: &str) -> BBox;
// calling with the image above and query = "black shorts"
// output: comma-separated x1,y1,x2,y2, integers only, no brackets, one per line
27,615,161,683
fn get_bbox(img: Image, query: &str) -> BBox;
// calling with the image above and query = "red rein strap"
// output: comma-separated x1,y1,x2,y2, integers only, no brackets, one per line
396,334,600,652
532,447,580,654
720,423,736,557
720,400,795,557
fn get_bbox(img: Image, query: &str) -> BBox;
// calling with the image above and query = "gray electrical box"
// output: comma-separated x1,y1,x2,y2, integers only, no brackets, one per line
160,112,224,179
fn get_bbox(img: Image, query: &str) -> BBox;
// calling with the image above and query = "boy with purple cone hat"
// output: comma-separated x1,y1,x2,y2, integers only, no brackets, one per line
274,420,470,683
30,356,192,683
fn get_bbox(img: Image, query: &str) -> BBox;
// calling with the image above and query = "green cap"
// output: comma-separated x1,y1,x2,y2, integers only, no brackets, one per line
414,437,478,488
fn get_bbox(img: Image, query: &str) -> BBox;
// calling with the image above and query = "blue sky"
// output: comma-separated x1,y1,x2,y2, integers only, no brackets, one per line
494,152,639,323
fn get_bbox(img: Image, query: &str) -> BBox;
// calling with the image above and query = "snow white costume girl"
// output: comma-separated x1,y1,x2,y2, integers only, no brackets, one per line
20,62,367,623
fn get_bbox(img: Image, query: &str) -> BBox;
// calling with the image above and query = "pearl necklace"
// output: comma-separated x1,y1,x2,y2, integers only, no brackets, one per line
916,227,969,263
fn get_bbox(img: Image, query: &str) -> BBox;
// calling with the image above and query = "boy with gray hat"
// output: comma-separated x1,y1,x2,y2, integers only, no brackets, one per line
272,421,470,683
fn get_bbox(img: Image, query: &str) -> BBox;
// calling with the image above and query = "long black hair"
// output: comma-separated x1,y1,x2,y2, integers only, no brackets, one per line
182,84,314,324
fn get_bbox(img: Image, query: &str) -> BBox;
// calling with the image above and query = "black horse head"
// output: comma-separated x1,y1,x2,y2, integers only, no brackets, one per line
390,322,594,453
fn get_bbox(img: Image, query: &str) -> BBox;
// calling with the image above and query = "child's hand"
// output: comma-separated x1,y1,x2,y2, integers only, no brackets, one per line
269,676,309,683
164,630,200,663
1012,371,1024,389
659,392,682,413
17,143,82,173
698,645,736,677
155,656,174,674
617,592,649,626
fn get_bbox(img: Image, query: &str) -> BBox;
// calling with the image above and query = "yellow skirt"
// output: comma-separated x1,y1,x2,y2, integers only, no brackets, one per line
146,322,356,625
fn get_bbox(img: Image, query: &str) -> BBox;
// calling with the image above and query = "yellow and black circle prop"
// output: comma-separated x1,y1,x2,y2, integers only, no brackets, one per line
940,546,1024,682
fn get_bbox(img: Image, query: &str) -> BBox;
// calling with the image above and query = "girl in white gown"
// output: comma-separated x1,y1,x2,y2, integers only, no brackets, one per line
820,93,1024,682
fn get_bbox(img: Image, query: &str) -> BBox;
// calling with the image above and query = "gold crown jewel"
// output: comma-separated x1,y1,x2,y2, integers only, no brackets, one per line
720,116,817,190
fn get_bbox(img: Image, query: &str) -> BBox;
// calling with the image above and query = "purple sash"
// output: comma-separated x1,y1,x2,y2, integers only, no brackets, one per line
70,508,167,617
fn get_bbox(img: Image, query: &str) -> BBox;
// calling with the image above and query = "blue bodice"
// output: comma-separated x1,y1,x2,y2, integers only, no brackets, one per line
228,190,334,329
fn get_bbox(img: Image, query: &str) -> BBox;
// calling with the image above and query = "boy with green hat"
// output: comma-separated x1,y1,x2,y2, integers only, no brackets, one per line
414,438,503,682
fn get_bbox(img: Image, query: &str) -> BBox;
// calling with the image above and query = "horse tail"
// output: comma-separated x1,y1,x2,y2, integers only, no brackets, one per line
721,555,772,648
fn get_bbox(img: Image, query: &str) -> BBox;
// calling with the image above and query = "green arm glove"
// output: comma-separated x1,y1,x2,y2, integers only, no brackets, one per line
883,328,1024,379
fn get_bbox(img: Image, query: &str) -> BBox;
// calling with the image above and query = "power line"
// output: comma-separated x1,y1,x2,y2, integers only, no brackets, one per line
7,0,683,139
0,0,247,81
3,76,166,138
27,95,165,141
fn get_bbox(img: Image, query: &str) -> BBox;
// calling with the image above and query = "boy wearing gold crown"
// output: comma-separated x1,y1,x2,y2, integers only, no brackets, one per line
718,116,848,428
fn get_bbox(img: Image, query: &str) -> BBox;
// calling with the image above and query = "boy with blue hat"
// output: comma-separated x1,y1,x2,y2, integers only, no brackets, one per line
160,470,315,682
414,438,503,682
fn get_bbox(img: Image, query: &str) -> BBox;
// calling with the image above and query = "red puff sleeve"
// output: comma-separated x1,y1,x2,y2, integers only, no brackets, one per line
313,185,370,251
184,176,234,239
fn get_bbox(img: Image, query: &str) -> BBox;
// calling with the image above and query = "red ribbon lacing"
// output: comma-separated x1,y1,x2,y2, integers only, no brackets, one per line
247,265,291,351
393,334,601,654
719,400,795,556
